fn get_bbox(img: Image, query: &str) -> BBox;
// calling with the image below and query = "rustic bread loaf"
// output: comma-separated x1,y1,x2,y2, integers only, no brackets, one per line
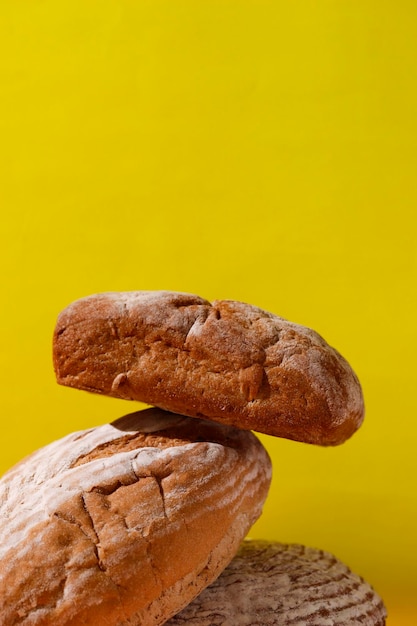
0,409,271,626
53,291,364,445
166,540,387,625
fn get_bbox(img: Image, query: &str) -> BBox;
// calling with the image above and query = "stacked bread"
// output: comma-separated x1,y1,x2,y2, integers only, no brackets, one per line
0,291,387,625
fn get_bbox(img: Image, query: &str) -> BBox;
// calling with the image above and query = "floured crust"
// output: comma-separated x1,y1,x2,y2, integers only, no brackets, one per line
53,291,364,445
0,409,271,626
166,540,387,625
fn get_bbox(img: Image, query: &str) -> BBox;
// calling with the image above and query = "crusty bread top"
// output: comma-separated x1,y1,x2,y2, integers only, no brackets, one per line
166,540,387,626
0,409,271,626
53,291,364,445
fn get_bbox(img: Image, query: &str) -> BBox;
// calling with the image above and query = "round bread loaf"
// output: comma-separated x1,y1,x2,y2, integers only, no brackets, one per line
53,291,364,446
0,409,271,626
166,540,387,625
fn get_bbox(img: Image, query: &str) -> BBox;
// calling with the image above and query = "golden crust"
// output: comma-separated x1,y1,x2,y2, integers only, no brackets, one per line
0,409,271,625
53,291,364,445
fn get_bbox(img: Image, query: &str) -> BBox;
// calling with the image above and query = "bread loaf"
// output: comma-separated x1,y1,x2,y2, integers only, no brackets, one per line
0,409,271,625
53,291,364,445
166,540,387,625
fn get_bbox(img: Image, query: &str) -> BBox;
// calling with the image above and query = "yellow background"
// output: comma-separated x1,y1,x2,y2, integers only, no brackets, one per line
1,1,416,623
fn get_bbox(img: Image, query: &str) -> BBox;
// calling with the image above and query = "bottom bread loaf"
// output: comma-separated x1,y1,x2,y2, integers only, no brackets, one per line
166,540,387,626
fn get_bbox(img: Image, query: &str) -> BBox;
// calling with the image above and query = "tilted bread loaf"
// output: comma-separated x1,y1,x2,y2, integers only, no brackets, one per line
0,409,271,625
166,540,387,625
53,291,364,446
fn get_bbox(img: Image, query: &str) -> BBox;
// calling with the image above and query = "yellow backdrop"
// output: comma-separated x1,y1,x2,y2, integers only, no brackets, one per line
1,1,416,623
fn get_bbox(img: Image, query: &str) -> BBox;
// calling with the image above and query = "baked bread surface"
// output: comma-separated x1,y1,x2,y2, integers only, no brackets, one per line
53,291,364,445
0,409,271,625
166,540,387,625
